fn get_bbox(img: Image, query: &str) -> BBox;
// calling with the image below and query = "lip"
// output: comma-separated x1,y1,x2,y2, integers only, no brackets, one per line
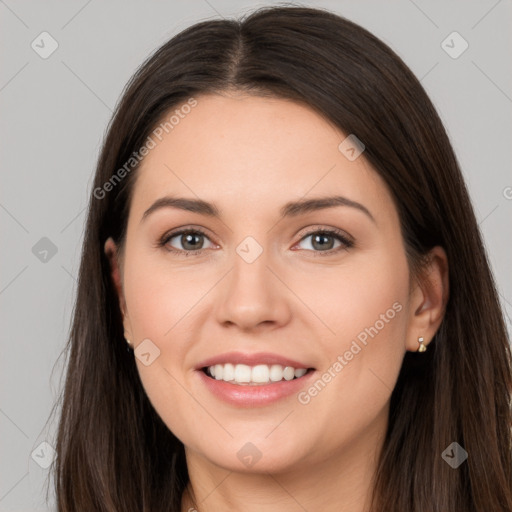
194,351,314,370
196,367,317,407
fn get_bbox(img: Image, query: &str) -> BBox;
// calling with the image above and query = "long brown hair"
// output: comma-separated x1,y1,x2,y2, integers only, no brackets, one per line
46,5,512,511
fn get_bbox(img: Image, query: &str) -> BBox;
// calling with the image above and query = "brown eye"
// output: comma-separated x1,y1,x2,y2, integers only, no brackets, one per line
295,229,353,256
160,229,215,255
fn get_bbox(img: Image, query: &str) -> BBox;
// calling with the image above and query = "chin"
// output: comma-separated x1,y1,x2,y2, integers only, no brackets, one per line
188,436,311,475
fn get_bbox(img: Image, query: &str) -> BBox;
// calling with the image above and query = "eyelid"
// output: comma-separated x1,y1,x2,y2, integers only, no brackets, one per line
295,225,354,244
293,226,354,257
157,224,354,256
157,226,216,252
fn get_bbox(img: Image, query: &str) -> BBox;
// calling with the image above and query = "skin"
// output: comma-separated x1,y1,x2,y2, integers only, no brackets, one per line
104,92,449,512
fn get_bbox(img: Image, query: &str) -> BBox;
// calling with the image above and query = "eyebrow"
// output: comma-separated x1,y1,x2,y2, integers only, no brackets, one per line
140,195,375,224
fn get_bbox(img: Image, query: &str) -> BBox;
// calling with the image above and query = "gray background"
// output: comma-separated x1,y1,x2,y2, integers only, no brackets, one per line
1,0,511,510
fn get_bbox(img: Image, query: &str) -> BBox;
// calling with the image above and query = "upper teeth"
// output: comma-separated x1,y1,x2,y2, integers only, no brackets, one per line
207,364,308,384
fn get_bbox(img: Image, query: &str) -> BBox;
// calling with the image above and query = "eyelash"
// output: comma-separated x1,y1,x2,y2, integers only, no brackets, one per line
156,226,354,258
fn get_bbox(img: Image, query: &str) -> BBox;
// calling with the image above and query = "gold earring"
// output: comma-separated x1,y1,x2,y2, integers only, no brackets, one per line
417,336,427,352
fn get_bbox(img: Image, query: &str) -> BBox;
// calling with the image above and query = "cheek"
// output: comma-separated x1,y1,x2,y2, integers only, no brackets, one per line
289,238,410,359
334,259,409,353
121,256,203,447
309,247,410,412
122,248,206,341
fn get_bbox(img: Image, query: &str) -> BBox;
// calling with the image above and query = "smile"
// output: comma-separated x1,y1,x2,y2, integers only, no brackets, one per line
203,363,313,386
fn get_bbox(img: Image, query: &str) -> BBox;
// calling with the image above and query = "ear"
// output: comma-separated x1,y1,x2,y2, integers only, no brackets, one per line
405,246,449,352
104,237,133,341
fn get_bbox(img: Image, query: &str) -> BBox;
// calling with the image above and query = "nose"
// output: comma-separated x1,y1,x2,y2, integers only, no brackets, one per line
215,242,292,332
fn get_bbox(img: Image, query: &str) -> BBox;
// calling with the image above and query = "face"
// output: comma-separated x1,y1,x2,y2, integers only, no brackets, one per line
105,92,430,474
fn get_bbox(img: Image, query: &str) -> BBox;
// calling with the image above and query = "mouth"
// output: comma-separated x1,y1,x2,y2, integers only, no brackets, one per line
200,364,316,386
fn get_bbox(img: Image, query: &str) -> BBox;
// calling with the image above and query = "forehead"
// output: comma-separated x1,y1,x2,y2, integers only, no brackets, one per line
130,93,393,222
143,92,345,172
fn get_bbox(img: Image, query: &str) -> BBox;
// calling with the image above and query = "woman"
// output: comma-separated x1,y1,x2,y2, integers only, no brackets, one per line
48,5,512,511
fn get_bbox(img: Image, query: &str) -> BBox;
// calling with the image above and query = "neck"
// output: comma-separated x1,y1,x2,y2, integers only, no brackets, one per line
181,409,387,512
